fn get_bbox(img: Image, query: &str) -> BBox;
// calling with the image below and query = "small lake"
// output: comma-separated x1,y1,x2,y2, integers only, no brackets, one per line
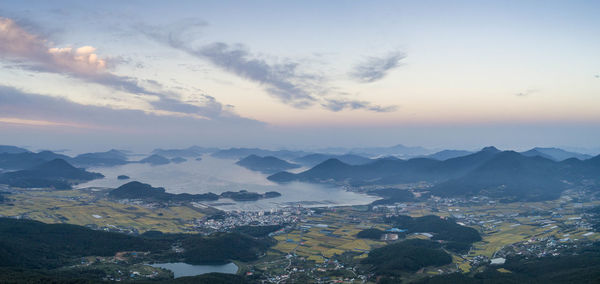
76,155,378,211
150,262,238,278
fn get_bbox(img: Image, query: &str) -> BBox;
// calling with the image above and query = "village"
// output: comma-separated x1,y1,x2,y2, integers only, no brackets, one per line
2,183,600,283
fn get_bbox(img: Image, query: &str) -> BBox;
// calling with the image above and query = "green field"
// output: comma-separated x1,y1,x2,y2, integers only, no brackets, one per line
0,188,209,233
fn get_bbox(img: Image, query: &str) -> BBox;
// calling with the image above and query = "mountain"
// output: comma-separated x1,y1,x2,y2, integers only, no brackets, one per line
431,151,575,201
521,147,591,161
71,149,129,167
587,154,600,167
348,144,432,158
362,239,452,273
268,158,356,183
269,146,600,201
0,145,29,154
139,154,171,165
293,153,372,167
430,146,502,178
0,217,167,269
425,149,473,160
236,155,301,174
34,150,71,161
212,148,308,160
0,151,71,171
152,146,218,157
0,159,103,189
269,146,501,185
109,181,219,202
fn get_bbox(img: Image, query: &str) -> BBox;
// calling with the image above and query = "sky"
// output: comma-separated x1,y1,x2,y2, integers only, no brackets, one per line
1,0,599,153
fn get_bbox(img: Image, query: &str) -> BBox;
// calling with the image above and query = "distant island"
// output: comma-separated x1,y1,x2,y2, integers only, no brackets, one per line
108,181,218,202
236,155,301,174
70,149,129,167
170,157,187,163
0,159,103,189
108,181,281,203
0,148,131,170
0,150,72,170
117,175,130,180
220,190,282,201
138,154,171,166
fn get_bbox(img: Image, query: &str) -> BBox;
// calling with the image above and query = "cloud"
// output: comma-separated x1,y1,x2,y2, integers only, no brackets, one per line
0,85,269,151
0,16,229,118
140,22,397,112
322,99,398,112
0,17,107,75
515,89,538,97
198,42,320,108
149,93,225,118
350,51,405,83
0,85,263,132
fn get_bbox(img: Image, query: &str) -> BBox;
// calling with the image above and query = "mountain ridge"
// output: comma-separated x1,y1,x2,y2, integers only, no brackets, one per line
268,147,600,201
236,155,301,174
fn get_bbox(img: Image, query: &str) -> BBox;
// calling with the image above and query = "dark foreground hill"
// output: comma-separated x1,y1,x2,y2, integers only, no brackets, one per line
269,147,600,201
386,215,481,245
416,242,600,284
0,217,271,283
362,239,452,274
236,155,301,174
0,217,165,269
0,159,103,189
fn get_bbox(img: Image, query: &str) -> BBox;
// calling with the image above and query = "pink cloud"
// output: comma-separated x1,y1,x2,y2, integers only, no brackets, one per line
0,17,108,75
0,17,237,118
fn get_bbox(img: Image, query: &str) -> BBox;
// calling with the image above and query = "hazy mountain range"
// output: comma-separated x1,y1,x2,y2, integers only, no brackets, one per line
211,148,310,160
520,147,592,161
236,155,301,174
292,153,373,167
1,144,597,201
269,146,600,201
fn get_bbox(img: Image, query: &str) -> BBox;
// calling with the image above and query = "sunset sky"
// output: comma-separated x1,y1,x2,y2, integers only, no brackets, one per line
1,1,599,153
